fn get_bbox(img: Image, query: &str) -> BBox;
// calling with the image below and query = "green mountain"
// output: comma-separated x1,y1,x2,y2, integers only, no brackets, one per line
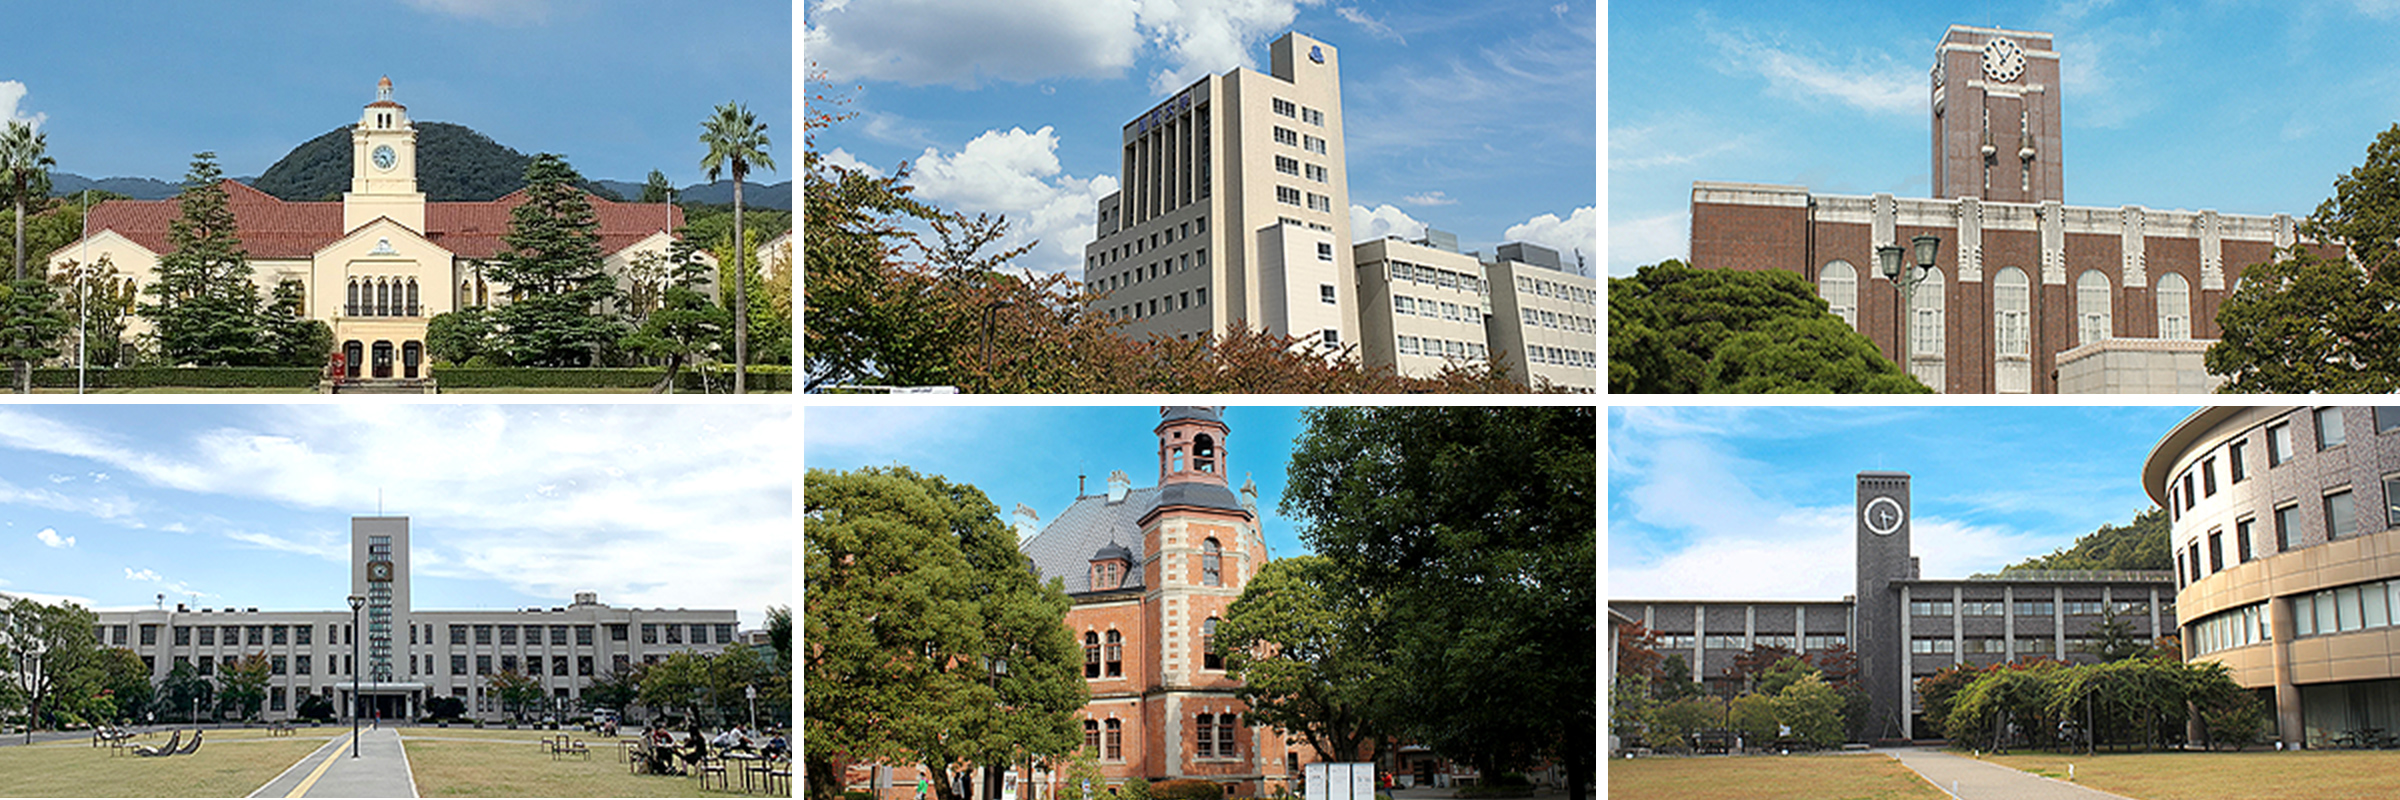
2002,507,2170,573
251,122,620,202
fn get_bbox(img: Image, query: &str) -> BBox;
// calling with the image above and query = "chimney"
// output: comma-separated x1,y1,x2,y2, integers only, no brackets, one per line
1107,470,1131,503
1013,503,1041,541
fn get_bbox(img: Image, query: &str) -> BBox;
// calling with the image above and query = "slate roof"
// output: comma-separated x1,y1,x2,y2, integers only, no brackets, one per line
1160,406,1223,426
80,180,682,261
1021,480,1249,596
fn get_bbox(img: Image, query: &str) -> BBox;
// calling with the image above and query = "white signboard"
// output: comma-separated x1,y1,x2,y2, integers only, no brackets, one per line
1305,762,1375,800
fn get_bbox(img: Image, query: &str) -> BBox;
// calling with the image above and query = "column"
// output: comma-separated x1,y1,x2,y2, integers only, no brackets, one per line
1898,584,1912,739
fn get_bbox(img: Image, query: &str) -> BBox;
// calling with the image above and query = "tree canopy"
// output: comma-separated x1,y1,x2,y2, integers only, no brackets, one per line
1610,260,1929,393
2208,124,2400,392
2004,507,2170,573
251,122,621,202
486,153,623,366
141,153,269,366
1214,555,1394,762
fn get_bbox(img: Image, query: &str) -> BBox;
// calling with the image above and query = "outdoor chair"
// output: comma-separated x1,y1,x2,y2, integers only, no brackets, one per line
173,731,203,756
766,760,792,796
131,730,182,757
694,755,729,792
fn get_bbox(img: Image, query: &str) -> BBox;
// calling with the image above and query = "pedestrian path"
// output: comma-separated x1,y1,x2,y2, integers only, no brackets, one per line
1884,748,2137,800
249,727,418,798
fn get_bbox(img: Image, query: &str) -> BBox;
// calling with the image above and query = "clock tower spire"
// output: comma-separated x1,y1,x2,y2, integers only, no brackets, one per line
346,75,426,231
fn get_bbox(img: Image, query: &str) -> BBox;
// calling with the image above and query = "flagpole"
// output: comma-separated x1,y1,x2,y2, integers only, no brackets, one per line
77,188,87,395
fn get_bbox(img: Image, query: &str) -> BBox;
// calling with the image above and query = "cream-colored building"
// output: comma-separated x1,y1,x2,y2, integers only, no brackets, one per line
51,77,690,378
93,516,739,723
1352,236,1490,377
1085,32,1356,350
1483,243,1596,392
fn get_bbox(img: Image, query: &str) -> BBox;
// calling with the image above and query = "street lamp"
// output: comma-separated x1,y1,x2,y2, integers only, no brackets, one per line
1878,233,1942,380
20,638,43,745
348,594,364,758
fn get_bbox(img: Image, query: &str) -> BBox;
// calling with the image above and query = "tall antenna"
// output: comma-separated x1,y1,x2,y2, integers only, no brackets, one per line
378,488,384,515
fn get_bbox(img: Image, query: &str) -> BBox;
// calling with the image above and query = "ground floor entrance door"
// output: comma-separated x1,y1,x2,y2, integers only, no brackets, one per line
372,341,394,378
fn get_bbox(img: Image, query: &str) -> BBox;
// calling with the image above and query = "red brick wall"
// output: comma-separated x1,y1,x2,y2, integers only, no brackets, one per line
1690,201,1807,273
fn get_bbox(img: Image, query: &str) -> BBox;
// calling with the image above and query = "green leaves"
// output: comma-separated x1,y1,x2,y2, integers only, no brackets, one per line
2208,247,2400,393
488,154,623,366
1610,260,1929,393
141,153,268,367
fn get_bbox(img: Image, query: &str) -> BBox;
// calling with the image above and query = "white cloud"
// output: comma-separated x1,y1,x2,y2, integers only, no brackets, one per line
818,147,884,179
1502,207,1596,272
807,0,1143,87
1703,26,1917,115
0,81,43,129
123,567,158,582
1349,203,1427,244
911,127,1118,274
35,527,72,548
1401,191,1457,206
1609,211,1686,276
1335,6,1404,44
398,0,551,24
1132,0,1329,94
122,566,208,599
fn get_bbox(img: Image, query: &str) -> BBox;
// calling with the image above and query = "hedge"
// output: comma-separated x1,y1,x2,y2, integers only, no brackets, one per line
1151,780,1225,800
29,367,322,389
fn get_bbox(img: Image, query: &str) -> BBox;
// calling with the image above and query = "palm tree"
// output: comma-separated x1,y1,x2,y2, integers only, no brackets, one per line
700,102,776,394
0,121,56,394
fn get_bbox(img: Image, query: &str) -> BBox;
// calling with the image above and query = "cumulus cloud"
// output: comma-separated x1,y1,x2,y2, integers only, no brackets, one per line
1609,211,1686,276
1350,204,1427,244
1502,207,1596,273
808,0,1328,94
817,147,884,179
35,527,72,548
1703,25,1917,115
0,81,44,129
911,127,1118,275
398,0,551,24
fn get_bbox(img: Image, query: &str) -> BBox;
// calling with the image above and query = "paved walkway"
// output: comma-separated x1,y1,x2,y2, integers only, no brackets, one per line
1884,748,2137,800
249,727,417,798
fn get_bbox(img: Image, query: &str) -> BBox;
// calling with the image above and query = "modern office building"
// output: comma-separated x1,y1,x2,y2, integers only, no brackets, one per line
1612,471,2175,740
1352,236,1492,378
51,77,693,380
1085,32,1355,350
1482,242,1596,392
2147,406,2400,748
1685,24,2335,393
92,515,739,722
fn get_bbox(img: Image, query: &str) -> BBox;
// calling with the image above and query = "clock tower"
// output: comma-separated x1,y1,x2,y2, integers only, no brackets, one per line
1854,471,1914,741
1930,26,2061,203
346,76,426,232
351,516,412,691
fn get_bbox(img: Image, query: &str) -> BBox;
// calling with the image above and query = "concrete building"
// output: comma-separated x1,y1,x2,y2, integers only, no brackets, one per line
1482,242,1596,392
1612,471,2174,741
51,77,694,380
1352,236,1491,378
1085,33,1354,350
1685,24,2332,393
2147,406,2400,748
93,515,737,722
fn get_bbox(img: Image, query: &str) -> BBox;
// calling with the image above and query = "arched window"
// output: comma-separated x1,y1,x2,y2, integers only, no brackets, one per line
1994,267,2031,393
1193,433,1216,473
346,279,360,317
1202,538,1222,586
376,278,391,317
2157,272,2190,340
1083,632,1100,679
460,280,474,308
1104,630,1122,677
1912,268,1945,357
1819,260,1858,327
1202,617,1222,670
1104,719,1122,760
406,278,421,317
2077,270,2112,345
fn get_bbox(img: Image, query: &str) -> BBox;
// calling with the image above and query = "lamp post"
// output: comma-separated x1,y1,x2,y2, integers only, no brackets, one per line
348,594,364,758
1878,233,1943,381
979,300,1014,393
20,639,43,745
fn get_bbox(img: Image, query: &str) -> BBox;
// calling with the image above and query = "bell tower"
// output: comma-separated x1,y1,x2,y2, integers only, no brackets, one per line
1156,406,1230,487
346,76,426,232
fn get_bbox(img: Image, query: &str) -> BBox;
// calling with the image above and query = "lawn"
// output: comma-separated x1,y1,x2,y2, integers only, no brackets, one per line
1985,749,2400,800
1607,753,1947,800
402,731,761,797
0,728,333,797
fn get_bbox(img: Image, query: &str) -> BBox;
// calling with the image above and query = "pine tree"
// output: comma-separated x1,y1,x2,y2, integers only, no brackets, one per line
141,153,267,366
0,278,67,388
486,153,622,366
619,238,728,391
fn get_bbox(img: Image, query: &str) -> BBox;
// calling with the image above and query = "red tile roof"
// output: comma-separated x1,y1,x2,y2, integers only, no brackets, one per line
82,179,683,260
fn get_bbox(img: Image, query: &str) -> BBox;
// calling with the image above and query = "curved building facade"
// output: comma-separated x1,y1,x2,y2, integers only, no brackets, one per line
2148,406,2400,747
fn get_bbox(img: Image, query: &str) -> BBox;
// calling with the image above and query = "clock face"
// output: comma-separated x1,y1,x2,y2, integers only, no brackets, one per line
368,561,392,581
372,145,397,172
1982,37,2026,83
1864,496,1905,536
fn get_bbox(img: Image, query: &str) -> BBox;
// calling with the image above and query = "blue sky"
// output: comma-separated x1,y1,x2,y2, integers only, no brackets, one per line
1610,405,2196,601
1610,1,2400,276
0,404,792,628
805,0,1597,276
805,405,1319,560
0,1,791,186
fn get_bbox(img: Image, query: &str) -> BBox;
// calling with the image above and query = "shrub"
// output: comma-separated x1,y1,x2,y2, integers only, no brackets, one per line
1122,778,1151,800
426,696,466,719
1150,780,1223,800
30,366,321,389
843,792,875,800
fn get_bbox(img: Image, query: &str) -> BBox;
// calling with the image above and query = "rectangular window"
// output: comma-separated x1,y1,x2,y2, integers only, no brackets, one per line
174,626,190,646
476,655,491,675
2328,489,2357,540
501,655,517,674
641,624,657,644
1307,193,1332,212
2016,601,2057,617
1910,639,1955,654
2270,423,2293,466
1961,601,2003,616
2188,542,2202,583
2378,407,2400,434
2237,518,2255,563
1105,720,1122,761
296,625,311,646
1909,601,1955,616
475,625,491,645
1321,329,1339,346
1305,163,1328,182
1303,134,1326,154
2208,530,2224,573
666,624,683,645
140,625,157,646
198,627,214,646
247,626,263,645
1273,126,1298,147
1274,155,1299,176
2319,407,2348,450
1302,107,1324,126
1272,98,1295,117
609,624,629,642
2231,440,2249,482
271,625,287,645
1317,242,1333,262
271,655,286,676
452,655,467,675
2183,473,2196,510
499,626,516,646
2203,458,2218,497
715,624,734,644
578,656,593,676
1320,284,1337,305
451,626,467,645
2277,504,2299,551
577,626,594,646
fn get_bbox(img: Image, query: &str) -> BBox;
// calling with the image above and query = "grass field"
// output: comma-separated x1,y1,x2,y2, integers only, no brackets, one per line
402,730,761,797
0,728,333,797
1607,753,1947,800
1985,749,2400,800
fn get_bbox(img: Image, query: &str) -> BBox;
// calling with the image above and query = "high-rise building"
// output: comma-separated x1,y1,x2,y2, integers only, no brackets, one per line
1085,33,1355,350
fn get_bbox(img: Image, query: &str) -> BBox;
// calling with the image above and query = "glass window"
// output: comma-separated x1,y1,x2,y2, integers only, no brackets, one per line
2202,458,2218,497
2318,590,2339,634
2208,530,2224,573
2338,586,2362,632
2077,270,2111,345
2276,504,2299,551
2378,407,2400,434
2237,518,2255,563
1913,268,1945,357
2294,594,2316,636
2319,408,2347,450
1105,630,1123,677
2269,424,2293,466
2368,583,2391,629
2183,473,2196,510
2328,489,2356,540
2156,272,2190,339
2231,440,2248,482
